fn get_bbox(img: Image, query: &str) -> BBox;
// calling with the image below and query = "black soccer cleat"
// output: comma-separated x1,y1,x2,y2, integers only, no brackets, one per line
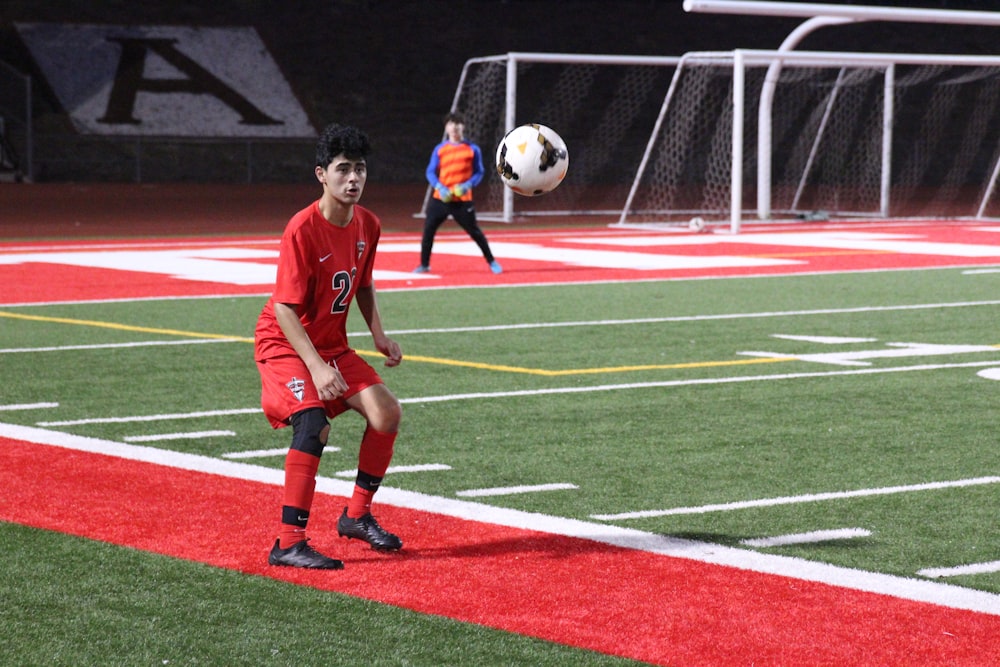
337,507,403,551
268,539,344,570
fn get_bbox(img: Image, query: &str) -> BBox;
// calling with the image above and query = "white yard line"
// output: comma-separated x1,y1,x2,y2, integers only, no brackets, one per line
0,339,236,354
592,477,1000,520
399,359,1000,404
383,299,1000,336
3,299,1000,342
27,358,1000,428
2,420,998,616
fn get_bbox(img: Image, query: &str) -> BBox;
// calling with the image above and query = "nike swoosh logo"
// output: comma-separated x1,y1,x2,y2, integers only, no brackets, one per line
319,253,332,262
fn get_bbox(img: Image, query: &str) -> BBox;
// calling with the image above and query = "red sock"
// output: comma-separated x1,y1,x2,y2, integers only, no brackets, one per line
347,484,376,519
346,427,396,518
278,449,320,548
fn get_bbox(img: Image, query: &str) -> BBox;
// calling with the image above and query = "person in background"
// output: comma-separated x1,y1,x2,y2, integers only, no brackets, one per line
414,111,502,275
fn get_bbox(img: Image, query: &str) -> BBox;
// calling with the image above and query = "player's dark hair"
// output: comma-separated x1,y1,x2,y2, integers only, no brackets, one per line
444,111,465,125
316,124,371,168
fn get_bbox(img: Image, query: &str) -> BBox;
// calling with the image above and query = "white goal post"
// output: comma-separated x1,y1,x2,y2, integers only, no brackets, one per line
618,48,1000,233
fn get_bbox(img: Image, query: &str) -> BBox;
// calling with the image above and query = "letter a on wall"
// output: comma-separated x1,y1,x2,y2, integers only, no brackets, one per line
15,23,315,138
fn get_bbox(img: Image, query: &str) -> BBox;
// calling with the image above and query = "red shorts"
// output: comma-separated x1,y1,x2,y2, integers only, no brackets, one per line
256,349,384,429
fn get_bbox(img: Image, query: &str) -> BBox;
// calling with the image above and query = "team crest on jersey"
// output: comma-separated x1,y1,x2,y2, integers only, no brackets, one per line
286,377,305,401
356,241,366,259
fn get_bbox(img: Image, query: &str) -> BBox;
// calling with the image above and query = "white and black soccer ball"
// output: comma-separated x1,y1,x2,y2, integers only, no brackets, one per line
495,123,569,196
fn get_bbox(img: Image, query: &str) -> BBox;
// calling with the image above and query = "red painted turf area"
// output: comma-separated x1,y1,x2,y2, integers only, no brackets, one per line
3,223,1000,304
2,439,998,666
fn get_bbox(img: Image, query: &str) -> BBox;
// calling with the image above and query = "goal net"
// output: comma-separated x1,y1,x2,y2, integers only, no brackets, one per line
618,50,1000,232
424,53,680,222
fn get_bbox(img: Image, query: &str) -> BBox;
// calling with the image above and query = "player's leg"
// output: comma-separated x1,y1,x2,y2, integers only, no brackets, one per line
453,204,502,273
415,199,449,272
257,357,343,569
333,353,404,551
278,407,329,546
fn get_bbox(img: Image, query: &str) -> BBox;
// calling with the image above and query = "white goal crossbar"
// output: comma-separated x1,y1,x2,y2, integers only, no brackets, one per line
683,0,1000,27
618,48,1000,233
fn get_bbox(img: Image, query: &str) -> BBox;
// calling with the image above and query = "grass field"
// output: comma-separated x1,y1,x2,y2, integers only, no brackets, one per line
2,248,1000,664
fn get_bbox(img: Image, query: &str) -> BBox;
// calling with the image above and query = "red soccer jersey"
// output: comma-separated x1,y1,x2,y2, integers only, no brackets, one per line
254,201,381,361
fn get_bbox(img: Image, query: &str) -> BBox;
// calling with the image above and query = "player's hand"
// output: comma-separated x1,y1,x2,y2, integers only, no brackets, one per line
313,361,348,400
450,184,466,198
376,336,402,367
436,184,452,202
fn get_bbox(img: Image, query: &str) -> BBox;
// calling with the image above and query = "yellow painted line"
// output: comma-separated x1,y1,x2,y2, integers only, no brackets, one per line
380,353,796,376
0,311,251,342
2,310,796,375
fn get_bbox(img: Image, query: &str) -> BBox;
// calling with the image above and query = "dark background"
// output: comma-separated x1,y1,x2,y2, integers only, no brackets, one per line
1,0,999,183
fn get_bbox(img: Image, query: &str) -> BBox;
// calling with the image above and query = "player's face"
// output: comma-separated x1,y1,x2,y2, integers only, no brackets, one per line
446,120,464,142
316,154,367,203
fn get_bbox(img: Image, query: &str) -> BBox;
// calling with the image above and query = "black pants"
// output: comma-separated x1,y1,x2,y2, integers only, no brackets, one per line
420,198,495,267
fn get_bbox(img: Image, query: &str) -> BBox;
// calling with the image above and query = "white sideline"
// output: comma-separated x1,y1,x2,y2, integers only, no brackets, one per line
2,421,998,617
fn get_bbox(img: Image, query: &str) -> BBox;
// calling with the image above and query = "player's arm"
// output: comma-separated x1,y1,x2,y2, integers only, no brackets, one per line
467,143,485,188
355,285,402,367
426,147,440,185
273,301,348,398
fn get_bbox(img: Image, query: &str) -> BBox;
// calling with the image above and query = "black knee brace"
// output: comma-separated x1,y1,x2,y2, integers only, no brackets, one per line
289,408,329,457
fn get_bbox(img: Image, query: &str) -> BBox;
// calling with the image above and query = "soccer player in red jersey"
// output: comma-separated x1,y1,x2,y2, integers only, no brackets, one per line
256,123,403,569
414,111,502,275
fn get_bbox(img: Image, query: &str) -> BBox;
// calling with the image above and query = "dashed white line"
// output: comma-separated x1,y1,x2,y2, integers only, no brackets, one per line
741,528,872,548
222,447,293,459
919,561,1000,579
0,402,59,411
334,463,452,478
38,408,261,426
123,430,236,443
456,482,579,498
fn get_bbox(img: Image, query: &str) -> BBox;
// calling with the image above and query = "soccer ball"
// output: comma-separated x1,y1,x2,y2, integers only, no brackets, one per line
495,123,569,196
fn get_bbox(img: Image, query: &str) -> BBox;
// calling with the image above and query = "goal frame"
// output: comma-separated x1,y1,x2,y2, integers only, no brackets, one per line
421,52,682,223
675,0,1000,232
618,48,1000,234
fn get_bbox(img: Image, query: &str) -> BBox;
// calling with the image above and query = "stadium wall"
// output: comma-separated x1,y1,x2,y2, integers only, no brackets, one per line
0,0,997,184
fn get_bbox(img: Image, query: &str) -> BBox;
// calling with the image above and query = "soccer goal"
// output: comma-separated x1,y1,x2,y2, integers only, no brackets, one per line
423,52,681,222
617,48,1000,233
